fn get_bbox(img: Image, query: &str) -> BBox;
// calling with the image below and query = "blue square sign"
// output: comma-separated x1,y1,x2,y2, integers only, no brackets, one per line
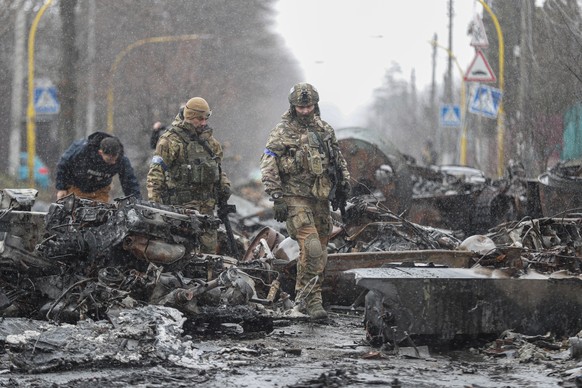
34,86,60,114
469,85,502,119
440,104,461,127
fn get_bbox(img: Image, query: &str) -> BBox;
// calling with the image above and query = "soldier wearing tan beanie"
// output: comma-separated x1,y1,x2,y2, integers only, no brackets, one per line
147,97,231,254
183,97,212,120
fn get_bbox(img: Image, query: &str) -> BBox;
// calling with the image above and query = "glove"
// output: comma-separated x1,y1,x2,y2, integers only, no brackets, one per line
339,180,351,196
273,197,288,222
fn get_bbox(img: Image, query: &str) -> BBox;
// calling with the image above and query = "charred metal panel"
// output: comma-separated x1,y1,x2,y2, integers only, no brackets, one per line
351,267,582,340
323,250,473,305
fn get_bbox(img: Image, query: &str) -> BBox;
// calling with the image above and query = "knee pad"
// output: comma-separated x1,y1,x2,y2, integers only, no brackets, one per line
305,233,322,259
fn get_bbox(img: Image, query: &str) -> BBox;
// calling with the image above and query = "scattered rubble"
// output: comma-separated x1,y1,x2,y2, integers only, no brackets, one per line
1,182,582,386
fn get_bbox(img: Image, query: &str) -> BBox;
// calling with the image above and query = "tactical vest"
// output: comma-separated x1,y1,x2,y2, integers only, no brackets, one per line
277,124,332,199
167,127,220,205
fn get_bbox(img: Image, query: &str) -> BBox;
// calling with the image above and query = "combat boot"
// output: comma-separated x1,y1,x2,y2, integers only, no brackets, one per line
307,301,328,320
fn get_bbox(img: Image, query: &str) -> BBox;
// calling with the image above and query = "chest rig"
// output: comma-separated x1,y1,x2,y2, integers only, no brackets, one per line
167,127,220,204
283,125,328,177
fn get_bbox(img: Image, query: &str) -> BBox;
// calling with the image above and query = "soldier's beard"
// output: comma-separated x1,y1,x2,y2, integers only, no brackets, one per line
296,112,315,126
184,121,205,133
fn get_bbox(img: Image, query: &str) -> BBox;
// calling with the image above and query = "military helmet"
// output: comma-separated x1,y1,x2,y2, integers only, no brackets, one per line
288,83,319,106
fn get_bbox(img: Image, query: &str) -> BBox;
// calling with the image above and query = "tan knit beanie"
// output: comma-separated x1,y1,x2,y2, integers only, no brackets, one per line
184,97,211,120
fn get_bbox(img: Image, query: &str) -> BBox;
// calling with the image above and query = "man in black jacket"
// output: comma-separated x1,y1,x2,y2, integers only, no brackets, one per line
55,132,141,202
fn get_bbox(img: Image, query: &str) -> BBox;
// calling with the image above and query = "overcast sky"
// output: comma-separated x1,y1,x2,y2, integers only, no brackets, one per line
274,0,480,126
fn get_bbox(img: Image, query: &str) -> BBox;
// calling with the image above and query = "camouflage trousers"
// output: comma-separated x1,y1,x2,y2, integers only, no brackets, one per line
285,197,332,308
68,185,111,203
199,228,217,255
182,200,217,255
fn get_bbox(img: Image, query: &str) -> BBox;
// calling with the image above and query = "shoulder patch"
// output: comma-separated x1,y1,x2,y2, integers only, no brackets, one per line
151,155,168,171
264,148,278,158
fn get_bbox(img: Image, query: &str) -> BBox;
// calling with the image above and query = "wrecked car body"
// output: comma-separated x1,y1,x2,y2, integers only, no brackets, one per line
0,189,269,325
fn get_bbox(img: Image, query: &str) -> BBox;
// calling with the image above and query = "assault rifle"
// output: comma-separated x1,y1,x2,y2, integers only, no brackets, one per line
327,142,348,220
310,130,349,221
217,194,240,259
186,131,241,260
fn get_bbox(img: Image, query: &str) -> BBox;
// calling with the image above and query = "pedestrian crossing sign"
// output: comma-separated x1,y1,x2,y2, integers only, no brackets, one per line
440,104,461,127
34,86,60,114
468,85,502,119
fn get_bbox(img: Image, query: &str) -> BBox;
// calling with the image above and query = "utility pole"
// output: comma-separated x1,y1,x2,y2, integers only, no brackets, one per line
446,0,454,103
9,0,26,177
431,33,439,155
517,0,530,170
431,33,437,110
410,69,417,132
442,0,454,163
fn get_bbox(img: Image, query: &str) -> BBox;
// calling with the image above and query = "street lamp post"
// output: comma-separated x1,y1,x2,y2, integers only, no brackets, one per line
26,0,54,186
106,34,205,134
478,0,505,177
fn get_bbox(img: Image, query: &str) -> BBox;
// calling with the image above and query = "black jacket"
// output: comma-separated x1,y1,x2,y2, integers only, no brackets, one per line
55,132,141,199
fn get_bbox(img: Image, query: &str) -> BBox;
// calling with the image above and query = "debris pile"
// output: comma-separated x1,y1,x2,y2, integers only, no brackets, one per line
0,189,273,325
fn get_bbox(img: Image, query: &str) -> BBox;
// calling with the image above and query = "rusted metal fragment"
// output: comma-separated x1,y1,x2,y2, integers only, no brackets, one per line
326,250,474,273
351,266,582,342
336,126,413,214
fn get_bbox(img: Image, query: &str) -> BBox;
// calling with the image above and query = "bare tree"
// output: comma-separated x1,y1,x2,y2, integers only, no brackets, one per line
58,0,78,152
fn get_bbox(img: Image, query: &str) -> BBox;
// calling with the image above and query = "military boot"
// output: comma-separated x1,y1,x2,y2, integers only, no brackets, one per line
307,300,328,320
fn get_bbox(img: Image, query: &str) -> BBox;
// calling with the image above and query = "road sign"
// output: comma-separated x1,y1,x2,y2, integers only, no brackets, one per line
440,104,461,127
34,86,60,114
470,15,489,48
468,85,502,119
464,49,496,83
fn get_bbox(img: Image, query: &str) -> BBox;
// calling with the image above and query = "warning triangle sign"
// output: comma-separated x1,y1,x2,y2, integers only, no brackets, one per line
464,49,496,83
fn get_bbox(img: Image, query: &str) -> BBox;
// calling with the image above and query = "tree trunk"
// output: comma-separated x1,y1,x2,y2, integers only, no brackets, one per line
58,0,78,154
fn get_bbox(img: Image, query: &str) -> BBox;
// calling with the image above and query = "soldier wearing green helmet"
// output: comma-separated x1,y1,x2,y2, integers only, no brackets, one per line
260,82,351,320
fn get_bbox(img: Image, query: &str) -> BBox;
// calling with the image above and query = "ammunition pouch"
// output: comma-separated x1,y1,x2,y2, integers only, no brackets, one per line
173,160,219,185
168,188,214,206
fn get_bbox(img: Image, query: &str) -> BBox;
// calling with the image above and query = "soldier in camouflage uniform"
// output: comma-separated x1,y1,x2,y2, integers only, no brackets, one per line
260,83,351,320
147,97,231,254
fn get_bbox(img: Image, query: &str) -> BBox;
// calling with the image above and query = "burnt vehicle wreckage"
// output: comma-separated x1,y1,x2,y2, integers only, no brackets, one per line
1,140,582,384
0,189,283,325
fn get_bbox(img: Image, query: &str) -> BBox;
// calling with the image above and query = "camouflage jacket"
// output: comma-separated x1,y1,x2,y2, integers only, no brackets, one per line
147,116,230,206
260,111,350,200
